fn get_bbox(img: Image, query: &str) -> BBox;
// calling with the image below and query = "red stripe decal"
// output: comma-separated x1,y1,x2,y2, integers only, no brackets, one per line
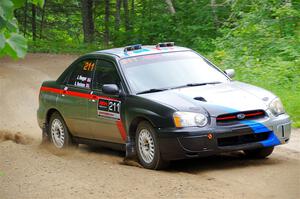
244,112,264,117
40,86,63,94
116,120,127,141
66,90,91,99
217,115,236,121
40,86,120,101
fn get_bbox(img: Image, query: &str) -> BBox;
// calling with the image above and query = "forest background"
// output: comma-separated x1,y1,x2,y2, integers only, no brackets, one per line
0,0,299,126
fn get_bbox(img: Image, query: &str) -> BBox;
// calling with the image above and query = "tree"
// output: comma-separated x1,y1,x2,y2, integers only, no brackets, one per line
23,0,28,36
131,0,135,16
115,0,121,32
123,0,130,31
39,0,47,39
104,0,110,47
81,0,95,43
31,3,37,41
210,0,219,29
0,0,44,58
164,0,175,14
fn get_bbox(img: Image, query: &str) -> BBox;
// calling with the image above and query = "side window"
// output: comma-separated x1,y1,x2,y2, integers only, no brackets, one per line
93,60,120,90
68,60,95,89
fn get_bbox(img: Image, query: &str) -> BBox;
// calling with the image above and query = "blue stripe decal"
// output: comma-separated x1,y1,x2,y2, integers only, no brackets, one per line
123,49,150,57
132,49,150,54
241,120,280,147
200,105,280,147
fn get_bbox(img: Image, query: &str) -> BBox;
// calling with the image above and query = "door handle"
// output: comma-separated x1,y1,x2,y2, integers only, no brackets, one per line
62,90,67,96
90,95,97,102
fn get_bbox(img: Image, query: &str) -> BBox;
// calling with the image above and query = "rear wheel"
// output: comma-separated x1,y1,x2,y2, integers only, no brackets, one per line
135,121,169,170
48,112,75,149
244,147,274,159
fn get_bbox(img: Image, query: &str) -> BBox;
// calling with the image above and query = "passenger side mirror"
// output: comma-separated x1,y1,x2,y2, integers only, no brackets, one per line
224,69,235,78
102,84,120,95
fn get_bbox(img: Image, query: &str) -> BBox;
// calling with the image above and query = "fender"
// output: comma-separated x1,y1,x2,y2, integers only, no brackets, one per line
123,95,176,158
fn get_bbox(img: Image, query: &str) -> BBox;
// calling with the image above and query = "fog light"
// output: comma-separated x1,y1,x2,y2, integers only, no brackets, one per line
207,133,213,140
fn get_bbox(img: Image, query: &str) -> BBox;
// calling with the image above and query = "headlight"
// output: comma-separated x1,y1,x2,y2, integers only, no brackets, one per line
173,112,208,128
269,98,285,116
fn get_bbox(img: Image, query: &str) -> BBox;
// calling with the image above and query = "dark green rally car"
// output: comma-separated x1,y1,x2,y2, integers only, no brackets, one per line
38,43,291,169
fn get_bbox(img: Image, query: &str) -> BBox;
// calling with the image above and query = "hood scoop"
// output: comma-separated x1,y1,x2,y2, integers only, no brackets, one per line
194,96,207,102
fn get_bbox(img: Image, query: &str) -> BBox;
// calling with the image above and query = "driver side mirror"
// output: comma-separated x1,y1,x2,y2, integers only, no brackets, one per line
224,69,235,78
102,84,120,95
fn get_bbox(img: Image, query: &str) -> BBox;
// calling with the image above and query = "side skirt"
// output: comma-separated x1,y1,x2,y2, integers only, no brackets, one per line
73,136,126,151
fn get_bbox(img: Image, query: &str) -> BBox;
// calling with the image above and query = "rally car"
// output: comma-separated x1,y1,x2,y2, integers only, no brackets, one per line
37,42,291,169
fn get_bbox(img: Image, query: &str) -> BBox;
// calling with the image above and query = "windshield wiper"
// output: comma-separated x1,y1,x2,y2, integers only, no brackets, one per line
136,88,169,94
136,82,221,94
172,81,222,89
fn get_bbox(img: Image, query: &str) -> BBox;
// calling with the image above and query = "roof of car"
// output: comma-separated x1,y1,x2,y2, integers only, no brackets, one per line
90,45,191,59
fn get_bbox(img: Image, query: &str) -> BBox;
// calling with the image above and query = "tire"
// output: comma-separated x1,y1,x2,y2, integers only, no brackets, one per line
135,121,169,170
48,112,75,149
244,146,274,159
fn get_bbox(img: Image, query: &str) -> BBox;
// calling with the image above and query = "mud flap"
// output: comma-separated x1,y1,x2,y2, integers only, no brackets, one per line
125,137,136,159
41,124,50,144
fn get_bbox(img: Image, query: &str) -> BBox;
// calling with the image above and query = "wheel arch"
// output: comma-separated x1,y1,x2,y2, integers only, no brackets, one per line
46,108,61,125
45,108,75,138
128,116,155,139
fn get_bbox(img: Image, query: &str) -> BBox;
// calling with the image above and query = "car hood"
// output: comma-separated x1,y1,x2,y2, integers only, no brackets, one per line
139,81,276,117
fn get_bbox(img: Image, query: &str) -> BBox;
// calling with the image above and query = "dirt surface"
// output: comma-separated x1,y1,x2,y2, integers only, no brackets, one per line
0,54,299,199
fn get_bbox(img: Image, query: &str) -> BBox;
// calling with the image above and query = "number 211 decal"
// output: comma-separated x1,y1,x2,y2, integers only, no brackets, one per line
97,97,121,120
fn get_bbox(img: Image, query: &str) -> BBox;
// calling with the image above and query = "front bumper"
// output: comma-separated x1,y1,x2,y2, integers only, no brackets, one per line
157,114,291,161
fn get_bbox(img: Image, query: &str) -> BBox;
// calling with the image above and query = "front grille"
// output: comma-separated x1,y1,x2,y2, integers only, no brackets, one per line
218,132,269,147
216,110,266,123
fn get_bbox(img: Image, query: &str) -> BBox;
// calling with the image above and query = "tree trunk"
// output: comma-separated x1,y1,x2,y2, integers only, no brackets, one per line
211,0,219,29
81,0,95,43
104,0,110,47
123,0,130,31
31,4,37,41
131,0,135,19
24,0,28,36
39,0,47,39
115,0,121,31
130,0,134,28
164,0,176,14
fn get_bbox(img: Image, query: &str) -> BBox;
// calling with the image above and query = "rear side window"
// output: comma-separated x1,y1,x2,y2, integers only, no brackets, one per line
92,60,120,90
68,60,96,89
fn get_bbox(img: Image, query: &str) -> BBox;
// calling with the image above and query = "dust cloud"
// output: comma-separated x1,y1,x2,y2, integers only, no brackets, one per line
0,130,33,145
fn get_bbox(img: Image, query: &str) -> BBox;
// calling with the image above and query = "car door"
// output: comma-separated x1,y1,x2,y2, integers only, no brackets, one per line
87,59,125,143
57,59,95,139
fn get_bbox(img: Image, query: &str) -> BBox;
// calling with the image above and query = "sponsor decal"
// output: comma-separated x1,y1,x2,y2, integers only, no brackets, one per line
97,98,121,120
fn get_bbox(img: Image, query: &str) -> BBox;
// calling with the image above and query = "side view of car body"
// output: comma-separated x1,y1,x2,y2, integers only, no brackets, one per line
37,43,291,169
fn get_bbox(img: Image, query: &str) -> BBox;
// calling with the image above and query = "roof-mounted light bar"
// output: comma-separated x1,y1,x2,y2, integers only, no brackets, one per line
124,44,142,52
156,42,175,48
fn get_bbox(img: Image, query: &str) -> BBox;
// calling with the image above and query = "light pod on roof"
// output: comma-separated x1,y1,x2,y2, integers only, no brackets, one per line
156,42,175,48
124,44,142,52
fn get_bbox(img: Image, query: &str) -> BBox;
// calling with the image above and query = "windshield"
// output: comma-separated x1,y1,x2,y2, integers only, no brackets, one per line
120,51,229,93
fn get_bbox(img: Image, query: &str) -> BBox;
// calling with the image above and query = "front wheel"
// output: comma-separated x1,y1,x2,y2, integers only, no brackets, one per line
48,112,75,149
135,121,169,170
244,146,274,159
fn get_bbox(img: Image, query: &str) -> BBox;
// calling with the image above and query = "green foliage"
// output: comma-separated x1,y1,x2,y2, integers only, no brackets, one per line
0,0,44,58
208,0,300,127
